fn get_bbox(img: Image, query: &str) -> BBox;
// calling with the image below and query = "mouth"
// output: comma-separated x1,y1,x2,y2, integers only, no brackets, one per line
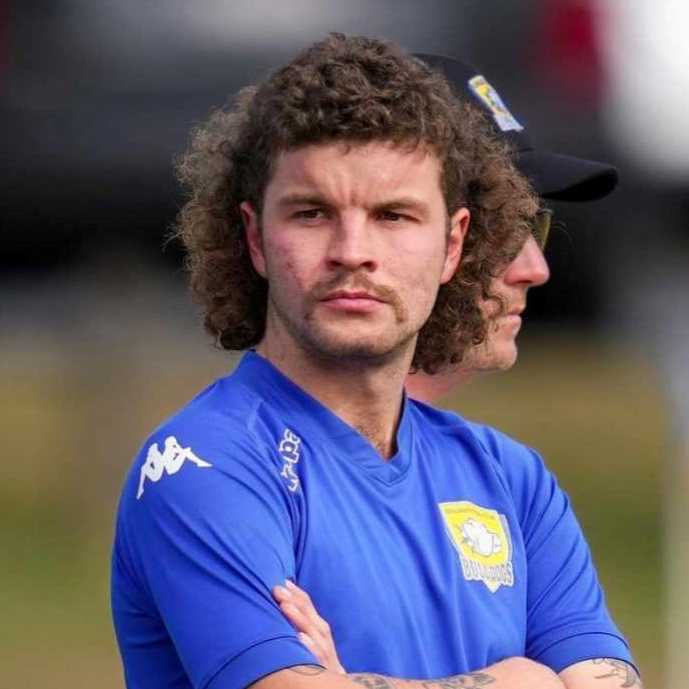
489,305,524,331
319,290,386,313
322,290,385,303
498,310,524,334
505,303,525,317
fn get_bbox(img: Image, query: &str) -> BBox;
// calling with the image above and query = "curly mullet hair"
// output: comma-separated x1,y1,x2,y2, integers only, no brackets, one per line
173,33,537,374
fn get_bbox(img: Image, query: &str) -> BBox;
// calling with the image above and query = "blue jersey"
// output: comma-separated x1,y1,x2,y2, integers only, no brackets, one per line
112,351,633,689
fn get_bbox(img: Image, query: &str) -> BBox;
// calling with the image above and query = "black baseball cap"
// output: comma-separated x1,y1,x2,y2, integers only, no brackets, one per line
415,53,618,202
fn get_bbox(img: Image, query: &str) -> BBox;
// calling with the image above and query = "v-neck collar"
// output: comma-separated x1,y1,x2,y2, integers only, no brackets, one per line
231,351,414,484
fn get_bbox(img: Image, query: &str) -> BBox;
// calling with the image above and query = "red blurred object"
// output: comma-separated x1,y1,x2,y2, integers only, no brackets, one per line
535,0,605,107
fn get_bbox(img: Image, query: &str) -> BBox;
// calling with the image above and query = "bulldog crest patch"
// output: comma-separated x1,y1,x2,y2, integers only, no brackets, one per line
439,500,514,592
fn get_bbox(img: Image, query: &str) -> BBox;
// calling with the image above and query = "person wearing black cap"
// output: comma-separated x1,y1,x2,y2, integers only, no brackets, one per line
415,54,618,203
273,55,642,689
407,53,620,402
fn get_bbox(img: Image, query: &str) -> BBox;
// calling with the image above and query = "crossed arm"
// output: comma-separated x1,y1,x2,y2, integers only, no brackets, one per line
257,659,566,689
252,582,644,689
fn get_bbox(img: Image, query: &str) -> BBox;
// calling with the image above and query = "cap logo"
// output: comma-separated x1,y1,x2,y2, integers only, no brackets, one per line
468,75,523,133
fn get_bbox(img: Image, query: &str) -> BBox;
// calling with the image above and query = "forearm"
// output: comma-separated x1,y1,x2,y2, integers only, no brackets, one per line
272,583,641,689
353,656,646,689
347,658,646,689
559,658,643,688
349,668,498,688
350,657,564,688
255,658,565,689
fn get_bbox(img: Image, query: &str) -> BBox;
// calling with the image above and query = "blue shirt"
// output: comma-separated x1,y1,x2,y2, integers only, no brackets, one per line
111,351,633,689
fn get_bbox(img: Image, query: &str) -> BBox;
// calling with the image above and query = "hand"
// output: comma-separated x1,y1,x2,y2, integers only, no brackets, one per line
273,580,346,675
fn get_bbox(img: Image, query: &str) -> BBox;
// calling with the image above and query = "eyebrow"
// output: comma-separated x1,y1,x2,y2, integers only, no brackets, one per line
275,193,329,208
275,193,430,216
371,197,429,216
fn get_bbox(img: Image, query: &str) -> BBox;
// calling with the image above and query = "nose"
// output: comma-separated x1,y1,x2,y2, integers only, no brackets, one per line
503,236,550,288
325,212,378,272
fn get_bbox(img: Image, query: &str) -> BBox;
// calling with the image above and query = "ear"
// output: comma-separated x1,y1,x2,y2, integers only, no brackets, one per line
240,201,267,278
440,206,470,284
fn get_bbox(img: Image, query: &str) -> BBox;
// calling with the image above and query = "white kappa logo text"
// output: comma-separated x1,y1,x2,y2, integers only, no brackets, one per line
278,428,301,492
137,436,212,499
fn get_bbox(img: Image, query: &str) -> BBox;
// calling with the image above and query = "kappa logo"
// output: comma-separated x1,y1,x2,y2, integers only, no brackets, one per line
136,436,212,499
278,428,301,493
468,75,523,133
439,500,514,593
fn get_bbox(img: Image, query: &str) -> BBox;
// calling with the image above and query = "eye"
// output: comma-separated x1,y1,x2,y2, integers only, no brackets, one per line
293,208,324,220
378,209,415,223
531,209,553,249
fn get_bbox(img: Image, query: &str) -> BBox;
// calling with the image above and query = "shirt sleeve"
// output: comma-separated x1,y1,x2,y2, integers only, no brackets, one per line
474,425,635,673
112,427,319,689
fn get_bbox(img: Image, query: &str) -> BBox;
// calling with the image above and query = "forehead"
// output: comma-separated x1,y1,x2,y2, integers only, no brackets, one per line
264,141,444,207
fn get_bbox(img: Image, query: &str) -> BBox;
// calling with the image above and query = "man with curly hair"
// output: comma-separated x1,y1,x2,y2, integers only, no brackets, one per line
111,36,637,689
270,55,642,689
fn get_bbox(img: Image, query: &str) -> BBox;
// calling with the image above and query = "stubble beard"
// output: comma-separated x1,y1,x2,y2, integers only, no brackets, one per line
267,274,422,369
463,318,518,373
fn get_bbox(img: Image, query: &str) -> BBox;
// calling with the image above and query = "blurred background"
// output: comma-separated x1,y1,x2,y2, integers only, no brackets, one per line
2,1,688,687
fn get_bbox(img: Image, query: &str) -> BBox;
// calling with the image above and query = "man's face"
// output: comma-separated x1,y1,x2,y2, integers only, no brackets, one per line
461,235,550,373
242,141,468,367
405,235,550,402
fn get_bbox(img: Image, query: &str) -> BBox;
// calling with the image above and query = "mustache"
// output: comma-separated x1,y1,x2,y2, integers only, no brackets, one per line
306,273,406,322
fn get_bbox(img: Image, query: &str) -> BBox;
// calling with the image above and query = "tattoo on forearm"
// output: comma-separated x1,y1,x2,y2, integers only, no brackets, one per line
289,665,326,676
348,671,495,689
592,659,642,687
421,671,496,688
350,675,397,689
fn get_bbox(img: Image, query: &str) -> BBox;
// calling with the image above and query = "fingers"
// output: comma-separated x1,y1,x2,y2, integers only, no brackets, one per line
273,584,318,637
297,632,317,653
272,581,345,674
285,580,332,636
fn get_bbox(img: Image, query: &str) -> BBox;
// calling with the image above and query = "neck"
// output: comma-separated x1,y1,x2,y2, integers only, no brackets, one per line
405,366,474,404
256,334,412,460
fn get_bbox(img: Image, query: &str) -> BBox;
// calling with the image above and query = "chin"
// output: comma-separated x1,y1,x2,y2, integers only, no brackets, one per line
495,354,518,372
468,341,518,375
492,342,519,371
301,325,415,365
